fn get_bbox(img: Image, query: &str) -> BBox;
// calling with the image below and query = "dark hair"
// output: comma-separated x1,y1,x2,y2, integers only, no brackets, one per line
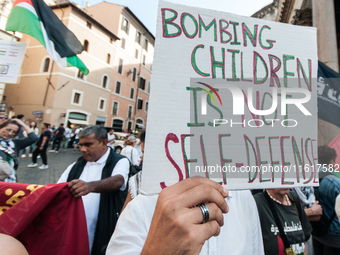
16,114,24,120
60,123,64,127
139,130,146,143
0,120,21,136
42,123,49,128
318,145,337,165
79,125,107,142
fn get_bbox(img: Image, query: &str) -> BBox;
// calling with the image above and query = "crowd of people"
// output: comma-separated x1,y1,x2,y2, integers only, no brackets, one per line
0,118,339,255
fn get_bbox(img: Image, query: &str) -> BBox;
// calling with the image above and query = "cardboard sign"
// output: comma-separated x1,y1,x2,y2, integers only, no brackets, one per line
0,41,27,84
141,1,318,194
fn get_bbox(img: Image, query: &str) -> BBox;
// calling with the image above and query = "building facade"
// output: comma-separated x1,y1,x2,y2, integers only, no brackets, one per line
252,0,340,145
2,0,154,131
86,1,154,132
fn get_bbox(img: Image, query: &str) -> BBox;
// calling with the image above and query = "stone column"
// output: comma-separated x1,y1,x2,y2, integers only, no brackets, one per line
313,0,339,72
314,0,340,146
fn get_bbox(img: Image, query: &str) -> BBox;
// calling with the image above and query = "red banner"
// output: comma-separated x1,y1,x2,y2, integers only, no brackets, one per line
0,182,89,255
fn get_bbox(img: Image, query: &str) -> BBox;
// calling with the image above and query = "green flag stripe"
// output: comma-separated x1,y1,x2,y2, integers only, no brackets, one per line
67,55,89,75
6,6,46,48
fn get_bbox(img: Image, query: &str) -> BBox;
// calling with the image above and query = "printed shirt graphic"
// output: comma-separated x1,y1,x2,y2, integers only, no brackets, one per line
254,193,312,255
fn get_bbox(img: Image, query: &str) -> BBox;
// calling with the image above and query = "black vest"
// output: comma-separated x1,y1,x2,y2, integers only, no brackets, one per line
67,148,128,255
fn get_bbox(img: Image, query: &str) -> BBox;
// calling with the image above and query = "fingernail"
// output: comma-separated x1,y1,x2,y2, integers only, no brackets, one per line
223,188,229,197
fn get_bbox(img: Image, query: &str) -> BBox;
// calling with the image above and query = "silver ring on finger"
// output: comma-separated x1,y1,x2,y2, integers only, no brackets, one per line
198,203,209,224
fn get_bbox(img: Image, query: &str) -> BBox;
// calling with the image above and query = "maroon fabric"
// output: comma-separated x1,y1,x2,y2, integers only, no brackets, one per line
0,182,89,255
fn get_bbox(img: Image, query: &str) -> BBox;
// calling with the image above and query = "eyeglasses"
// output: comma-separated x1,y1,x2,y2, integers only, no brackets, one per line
0,117,8,120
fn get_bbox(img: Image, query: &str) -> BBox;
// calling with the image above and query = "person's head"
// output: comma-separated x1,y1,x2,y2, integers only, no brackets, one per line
108,128,114,135
41,123,49,130
126,135,137,146
30,121,36,128
318,145,337,166
0,112,8,125
78,125,108,162
0,120,20,140
60,123,64,127
16,114,24,121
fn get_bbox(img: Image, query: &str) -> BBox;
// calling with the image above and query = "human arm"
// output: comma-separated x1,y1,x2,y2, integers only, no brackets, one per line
67,158,129,198
39,136,48,150
12,119,33,135
140,177,229,255
67,174,124,198
108,138,115,144
12,119,38,151
304,201,323,221
121,190,133,212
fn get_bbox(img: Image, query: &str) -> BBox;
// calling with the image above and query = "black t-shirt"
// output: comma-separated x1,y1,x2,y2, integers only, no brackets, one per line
37,130,51,147
56,127,65,138
254,192,312,255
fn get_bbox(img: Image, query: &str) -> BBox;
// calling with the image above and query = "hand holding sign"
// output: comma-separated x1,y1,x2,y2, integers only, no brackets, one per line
141,177,229,255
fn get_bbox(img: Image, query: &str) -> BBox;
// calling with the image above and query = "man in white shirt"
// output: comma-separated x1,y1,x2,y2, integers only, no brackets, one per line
107,129,115,149
58,125,129,255
106,177,264,255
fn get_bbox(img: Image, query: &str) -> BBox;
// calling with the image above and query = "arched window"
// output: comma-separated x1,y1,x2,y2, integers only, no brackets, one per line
102,75,108,88
42,58,50,72
107,53,111,64
84,40,89,52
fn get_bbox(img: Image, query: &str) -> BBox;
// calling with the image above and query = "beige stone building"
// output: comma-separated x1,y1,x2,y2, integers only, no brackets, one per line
86,1,154,132
252,0,340,145
2,0,154,131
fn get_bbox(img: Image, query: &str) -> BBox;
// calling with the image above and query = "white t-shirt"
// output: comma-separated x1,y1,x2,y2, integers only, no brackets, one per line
57,149,129,253
120,146,140,166
74,128,82,139
106,190,264,255
64,127,71,138
107,133,116,148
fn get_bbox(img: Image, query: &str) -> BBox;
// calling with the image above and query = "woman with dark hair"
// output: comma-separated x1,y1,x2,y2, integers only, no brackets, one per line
0,119,38,182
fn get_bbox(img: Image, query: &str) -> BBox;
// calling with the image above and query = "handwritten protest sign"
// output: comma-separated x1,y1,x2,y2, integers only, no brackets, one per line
141,1,318,194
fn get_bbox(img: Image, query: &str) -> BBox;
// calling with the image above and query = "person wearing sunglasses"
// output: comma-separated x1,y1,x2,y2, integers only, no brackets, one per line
0,112,8,125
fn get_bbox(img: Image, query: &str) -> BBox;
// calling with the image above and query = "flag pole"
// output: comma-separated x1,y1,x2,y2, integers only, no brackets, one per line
43,61,55,106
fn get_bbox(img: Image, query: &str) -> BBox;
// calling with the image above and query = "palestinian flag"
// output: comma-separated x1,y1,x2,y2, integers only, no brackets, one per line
6,0,89,75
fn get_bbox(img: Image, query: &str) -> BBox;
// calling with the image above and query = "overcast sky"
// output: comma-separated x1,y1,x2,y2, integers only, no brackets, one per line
73,0,273,35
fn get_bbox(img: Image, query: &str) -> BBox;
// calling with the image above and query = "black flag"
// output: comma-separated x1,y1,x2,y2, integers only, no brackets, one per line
317,61,340,128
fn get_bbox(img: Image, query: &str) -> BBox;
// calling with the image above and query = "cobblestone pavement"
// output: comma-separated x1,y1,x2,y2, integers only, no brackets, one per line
17,148,82,185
